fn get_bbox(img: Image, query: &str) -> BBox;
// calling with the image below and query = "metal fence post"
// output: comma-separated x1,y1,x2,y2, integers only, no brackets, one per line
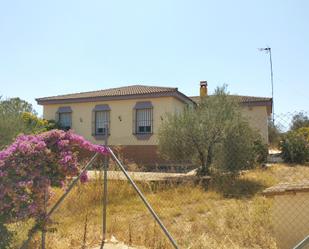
108,148,179,249
41,192,47,249
101,125,109,248
20,153,99,249
41,168,47,249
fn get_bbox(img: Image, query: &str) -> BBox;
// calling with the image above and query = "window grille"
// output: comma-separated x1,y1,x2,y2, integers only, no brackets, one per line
95,111,110,135
59,112,72,130
135,108,153,134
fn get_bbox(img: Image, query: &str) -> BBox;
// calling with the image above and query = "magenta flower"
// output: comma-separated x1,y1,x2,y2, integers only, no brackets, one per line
80,171,88,183
0,129,108,224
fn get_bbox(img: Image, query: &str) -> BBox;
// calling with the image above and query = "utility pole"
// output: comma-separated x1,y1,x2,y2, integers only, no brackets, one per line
259,47,274,123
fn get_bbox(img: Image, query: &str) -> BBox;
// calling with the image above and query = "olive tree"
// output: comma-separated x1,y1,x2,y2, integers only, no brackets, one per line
290,112,309,131
158,86,265,176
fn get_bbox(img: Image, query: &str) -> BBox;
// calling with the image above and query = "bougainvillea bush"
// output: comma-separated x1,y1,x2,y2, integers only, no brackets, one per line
0,129,108,247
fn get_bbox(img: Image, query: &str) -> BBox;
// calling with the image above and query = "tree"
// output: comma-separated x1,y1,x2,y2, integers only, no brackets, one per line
268,119,281,147
290,112,309,131
215,118,267,174
0,97,33,148
281,127,309,164
158,85,265,176
0,97,56,149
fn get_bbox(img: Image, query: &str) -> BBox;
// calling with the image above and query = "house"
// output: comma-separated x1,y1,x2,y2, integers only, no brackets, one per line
36,82,272,165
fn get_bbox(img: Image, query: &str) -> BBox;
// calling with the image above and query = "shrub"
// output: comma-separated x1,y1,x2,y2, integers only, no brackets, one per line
280,127,309,164
0,130,108,248
21,112,58,133
268,119,281,147
253,139,269,164
214,120,267,175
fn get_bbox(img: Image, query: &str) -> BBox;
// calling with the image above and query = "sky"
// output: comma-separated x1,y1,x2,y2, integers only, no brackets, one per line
0,0,308,117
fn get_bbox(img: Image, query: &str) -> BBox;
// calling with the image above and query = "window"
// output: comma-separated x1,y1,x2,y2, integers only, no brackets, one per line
92,105,111,137
136,108,153,134
95,111,109,135
57,107,72,130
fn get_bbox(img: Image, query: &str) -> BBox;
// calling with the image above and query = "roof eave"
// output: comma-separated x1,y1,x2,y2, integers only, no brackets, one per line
36,91,195,105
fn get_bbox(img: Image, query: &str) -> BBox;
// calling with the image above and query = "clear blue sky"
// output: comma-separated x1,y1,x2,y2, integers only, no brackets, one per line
0,0,308,116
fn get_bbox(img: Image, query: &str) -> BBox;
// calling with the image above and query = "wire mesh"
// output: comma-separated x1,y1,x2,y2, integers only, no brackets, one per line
11,110,309,249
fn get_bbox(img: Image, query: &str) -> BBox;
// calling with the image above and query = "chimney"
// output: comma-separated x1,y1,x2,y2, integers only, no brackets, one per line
200,80,208,97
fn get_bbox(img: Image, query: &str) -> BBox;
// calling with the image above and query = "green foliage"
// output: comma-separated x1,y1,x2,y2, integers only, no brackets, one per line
0,222,14,249
281,127,309,164
268,119,281,147
0,97,33,148
290,112,309,131
158,107,197,164
214,120,267,175
0,97,57,149
253,139,269,164
158,85,266,176
21,112,58,133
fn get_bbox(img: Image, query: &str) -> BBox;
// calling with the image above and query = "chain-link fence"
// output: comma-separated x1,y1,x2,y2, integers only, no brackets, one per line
12,111,309,249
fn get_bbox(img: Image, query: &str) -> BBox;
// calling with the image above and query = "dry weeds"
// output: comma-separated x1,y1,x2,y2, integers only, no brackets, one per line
11,164,309,249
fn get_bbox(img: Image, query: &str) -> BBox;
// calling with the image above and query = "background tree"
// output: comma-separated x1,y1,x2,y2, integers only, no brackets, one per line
281,127,309,164
0,97,56,149
158,86,265,176
290,112,309,131
268,119,282,147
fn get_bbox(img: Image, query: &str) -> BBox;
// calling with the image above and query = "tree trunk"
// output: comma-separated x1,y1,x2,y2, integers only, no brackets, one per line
199,145,213,176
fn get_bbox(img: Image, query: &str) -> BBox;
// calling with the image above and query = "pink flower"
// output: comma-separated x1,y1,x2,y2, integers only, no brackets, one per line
0,129,109,224
80,171,88,183
0,170,7,177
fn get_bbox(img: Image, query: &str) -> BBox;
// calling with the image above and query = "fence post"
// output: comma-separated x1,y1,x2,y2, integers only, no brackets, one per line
41,169,48,249
20,153,99,249
108,148,179,249
41,192,46,249
101,125,109,248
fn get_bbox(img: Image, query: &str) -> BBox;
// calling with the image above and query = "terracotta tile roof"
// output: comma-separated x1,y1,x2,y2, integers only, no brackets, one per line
263,181,309,196
36,84,271,108
36,85,194,105
190,95,272,104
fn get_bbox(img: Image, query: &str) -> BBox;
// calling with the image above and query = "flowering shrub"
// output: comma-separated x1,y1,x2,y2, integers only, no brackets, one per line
0,130,108,232
22,112,59,133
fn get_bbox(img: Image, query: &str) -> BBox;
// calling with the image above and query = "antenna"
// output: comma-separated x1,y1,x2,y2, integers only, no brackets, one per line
259,47,274,123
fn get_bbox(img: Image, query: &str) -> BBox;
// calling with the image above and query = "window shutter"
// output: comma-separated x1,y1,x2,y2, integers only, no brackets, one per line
107,111,110,135
55,112,59,123
68,113,72,128
132,109,136,134
91,110,95,136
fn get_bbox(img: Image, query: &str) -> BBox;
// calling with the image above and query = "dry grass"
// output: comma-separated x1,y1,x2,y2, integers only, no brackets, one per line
12,163,309,249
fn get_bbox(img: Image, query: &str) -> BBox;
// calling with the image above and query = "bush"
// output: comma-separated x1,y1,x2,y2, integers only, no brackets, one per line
0,130,109,248
280,127,309,164
213,120,267,175
253,139,269,164
22,112,58,133
268,119,281,147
